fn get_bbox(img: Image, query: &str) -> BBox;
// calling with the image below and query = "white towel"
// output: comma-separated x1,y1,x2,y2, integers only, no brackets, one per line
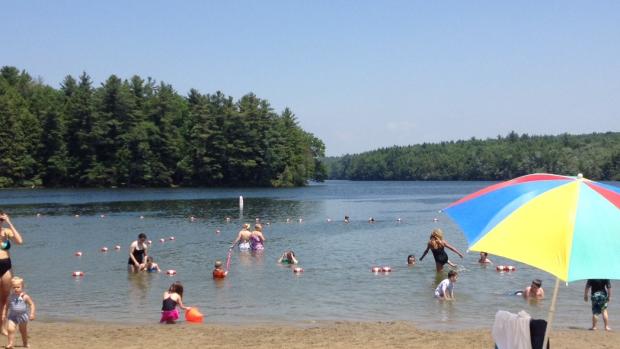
492,310,532,349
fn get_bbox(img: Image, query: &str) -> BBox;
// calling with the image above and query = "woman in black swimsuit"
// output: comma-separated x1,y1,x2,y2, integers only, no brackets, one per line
419,228,463,272
128,233,148,272
0,212,23,334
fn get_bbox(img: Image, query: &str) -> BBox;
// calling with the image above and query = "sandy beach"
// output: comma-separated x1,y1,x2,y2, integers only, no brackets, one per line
18,320,619,349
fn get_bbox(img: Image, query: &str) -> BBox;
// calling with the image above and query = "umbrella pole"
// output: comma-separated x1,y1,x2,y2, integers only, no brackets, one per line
543,277,561,348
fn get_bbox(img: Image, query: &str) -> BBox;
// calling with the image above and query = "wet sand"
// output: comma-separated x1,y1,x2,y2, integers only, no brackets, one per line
19,321,620,349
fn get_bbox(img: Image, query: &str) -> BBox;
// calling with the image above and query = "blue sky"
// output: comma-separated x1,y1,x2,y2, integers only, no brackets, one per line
2,1,619,156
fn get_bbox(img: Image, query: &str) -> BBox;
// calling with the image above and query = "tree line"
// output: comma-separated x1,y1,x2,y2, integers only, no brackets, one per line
0,66,326,188
325,131,620,181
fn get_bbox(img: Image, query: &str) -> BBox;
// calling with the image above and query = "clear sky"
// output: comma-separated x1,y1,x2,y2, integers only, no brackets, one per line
2,1,619,156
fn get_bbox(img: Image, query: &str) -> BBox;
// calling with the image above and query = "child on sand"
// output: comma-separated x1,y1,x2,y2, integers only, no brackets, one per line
6,276,35,348
435,270,458,300
160,282,190,324
278,250,299,265
212,260,228,279
140,256,161,272
478,252,492,264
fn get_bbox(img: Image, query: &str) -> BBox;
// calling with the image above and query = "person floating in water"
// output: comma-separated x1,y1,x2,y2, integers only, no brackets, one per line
419,229,464,272
278,250,299,265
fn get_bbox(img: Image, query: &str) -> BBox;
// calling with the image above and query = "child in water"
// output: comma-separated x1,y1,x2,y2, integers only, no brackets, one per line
140,256,161,272
212,260,228,278
278,250,299,264
478,252,492,264
407,254,416,265
160,282,190,324
435,270,458,300
6,276,36,349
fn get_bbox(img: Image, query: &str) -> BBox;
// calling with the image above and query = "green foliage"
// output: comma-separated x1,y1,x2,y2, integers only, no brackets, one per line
326,132,620,181
0,66,325,188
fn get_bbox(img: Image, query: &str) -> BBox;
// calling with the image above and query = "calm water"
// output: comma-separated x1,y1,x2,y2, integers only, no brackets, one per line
1,180,618,330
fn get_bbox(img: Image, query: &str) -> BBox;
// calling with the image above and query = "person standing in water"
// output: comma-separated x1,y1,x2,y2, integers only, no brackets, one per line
250,224,266,251
128,233,148,272
419,228,464,272
231,223,252,251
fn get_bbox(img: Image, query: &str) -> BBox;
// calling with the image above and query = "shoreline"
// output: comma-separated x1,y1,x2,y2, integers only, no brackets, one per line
26,320,620,349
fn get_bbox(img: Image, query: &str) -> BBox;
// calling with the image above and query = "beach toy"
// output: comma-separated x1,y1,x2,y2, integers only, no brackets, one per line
160,238,165,243
72,271,84,277
371,266,381,273
293,267,304,273
382,266,392,273
100,247,108,252
75,251,83,257
169,236,175,241
166,270,177,276
185,307,204,323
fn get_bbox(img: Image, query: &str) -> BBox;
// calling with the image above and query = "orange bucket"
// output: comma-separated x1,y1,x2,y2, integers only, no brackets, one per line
185,307,204,323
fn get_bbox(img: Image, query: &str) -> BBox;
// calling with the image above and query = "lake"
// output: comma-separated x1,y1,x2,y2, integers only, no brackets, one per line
1,180,617,330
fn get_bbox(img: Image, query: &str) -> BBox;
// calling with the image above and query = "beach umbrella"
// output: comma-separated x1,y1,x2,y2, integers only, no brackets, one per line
443,173,620,347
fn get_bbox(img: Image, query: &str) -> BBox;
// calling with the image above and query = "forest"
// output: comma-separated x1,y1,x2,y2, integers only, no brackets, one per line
325,132,620,181
0,66,326,188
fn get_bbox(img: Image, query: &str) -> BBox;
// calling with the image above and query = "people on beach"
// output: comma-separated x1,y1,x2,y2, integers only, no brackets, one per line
0,212,23,335
419,228,464,272
407,254,416,265
584,279,612,331
522,279,544,299
435,270,458,300
212,260,227,279
231,223,252,251
278,250,299,265
160,282,190,324
140,256,160,273
128,233,148,272
250,224,265,251
6,276,35,349
478,252,492,264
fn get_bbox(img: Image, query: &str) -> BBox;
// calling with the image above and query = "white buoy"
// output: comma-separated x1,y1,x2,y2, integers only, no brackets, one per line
239,196,244,209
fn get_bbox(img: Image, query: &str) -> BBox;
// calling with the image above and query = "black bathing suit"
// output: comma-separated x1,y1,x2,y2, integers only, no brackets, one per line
162,297,177,311
431,247,449,265
127,243,146,265
0,238,12,277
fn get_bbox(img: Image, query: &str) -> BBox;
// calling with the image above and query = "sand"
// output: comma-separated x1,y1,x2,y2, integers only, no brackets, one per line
13,320,619,349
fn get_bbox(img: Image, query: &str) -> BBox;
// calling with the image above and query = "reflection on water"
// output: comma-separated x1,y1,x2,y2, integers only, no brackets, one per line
1,181,619,330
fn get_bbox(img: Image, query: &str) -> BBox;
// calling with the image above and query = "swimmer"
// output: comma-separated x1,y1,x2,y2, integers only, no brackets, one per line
250,224,266,251
231,223,252,251
212,260,227,278
419,228,464,272
478,252,492,264
160,282,190,324
278,250,299,265
139,256,161,273
407,254,416,265
344,215,350,224
435,270,458,300
522,279,544,299
368,217,375,223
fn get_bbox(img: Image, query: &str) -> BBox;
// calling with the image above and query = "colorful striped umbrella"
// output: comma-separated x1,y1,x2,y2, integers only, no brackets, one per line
444,173,620,282
444,173,620,346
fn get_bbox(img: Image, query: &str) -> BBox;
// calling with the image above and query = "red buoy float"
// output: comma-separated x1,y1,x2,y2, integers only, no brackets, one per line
114,245,121,250
72,271,84,277
382,266,392,273
496,265,516,272
166,270,177,276
100,247,108,252
293,267,304,273
159,238,165,243
75,251,83,257
371,266,381,273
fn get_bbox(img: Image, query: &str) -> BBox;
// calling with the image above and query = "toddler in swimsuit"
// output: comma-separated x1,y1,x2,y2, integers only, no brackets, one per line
6,276,35,348
140,256,161,272
161,282,190,324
